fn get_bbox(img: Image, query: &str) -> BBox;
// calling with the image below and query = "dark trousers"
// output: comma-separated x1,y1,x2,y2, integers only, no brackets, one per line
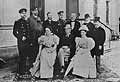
96,55,101,73
29,44,39,68
17,44,31,75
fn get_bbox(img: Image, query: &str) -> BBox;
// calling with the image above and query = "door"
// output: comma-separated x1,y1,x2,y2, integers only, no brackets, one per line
30,0,45,21
66,0,79,19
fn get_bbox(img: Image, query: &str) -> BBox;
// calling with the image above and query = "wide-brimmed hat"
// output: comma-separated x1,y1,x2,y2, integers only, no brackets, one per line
79,25,89,31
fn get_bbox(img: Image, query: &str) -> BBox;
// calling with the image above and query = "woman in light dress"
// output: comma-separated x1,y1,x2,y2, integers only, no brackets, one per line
30,27,59,79
65,25,96,78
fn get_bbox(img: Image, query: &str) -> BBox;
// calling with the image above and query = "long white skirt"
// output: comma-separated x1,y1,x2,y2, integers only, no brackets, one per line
72,51,96,78
30,48,56,78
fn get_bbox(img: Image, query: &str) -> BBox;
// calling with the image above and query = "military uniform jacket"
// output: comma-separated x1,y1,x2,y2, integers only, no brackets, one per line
13,18,30,45
56,19,66,38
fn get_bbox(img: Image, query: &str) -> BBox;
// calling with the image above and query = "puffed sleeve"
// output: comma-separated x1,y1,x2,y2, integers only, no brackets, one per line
38,35,45,45
88,38,95,50
53,35,59,45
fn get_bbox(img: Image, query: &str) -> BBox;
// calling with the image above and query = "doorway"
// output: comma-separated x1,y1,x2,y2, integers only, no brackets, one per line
30,0,45,21
66,0,79,19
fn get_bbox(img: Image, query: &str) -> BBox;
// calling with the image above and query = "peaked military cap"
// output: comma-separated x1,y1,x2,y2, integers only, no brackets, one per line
19,8,27,13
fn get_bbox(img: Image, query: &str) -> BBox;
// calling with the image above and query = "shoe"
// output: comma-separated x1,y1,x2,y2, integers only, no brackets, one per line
60,66,65,73
13,73,19,81
31,76,36,81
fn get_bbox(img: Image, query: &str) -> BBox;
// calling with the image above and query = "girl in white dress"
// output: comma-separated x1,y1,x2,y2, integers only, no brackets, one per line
65,25,96,78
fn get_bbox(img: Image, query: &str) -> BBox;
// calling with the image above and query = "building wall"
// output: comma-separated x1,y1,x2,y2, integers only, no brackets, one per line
45,0,66,20
109,0,120,32
0,0,30,25
97,0,106,23
79,0,94,18
0,0,30,47
0,0,119,47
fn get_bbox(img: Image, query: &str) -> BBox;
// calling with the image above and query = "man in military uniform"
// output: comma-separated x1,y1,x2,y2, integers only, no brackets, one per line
56,11,66,38
53,11,66,78
13,8,31,79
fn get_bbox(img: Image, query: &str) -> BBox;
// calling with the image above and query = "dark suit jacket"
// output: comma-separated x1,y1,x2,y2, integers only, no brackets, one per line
58,34,76,58
69,20,81,37
91,26,106,56
83,22,96,38
56,19,66,38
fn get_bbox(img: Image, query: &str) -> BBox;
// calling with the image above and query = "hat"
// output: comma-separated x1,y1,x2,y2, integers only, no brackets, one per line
19,8,27,13
57,11,64,15
79,25,89,31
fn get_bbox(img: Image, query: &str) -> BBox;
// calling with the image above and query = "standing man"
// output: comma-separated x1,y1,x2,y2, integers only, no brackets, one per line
69,13,81,37
83,14,96,58
13,8,31,79
92,18,106,75
43,12,57,34
83,14,96,38
56,11,66,38
28,7,44,69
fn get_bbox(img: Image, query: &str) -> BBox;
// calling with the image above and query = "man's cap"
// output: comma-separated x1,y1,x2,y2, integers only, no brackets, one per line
84,14,90,19
57,11,64,15
19,8,27,13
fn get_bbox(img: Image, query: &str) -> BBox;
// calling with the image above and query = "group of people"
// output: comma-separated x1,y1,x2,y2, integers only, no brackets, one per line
13,7,106,81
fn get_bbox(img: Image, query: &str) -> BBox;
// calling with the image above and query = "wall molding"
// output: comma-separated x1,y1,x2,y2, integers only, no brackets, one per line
0,25,13,27
0,25,13,30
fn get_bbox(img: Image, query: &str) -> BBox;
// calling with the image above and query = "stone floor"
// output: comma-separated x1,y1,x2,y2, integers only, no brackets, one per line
0,38,120,82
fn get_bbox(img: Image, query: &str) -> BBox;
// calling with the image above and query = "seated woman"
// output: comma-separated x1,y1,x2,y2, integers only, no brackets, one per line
58,22,76,73
64,25,96,78
30,27,59,79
